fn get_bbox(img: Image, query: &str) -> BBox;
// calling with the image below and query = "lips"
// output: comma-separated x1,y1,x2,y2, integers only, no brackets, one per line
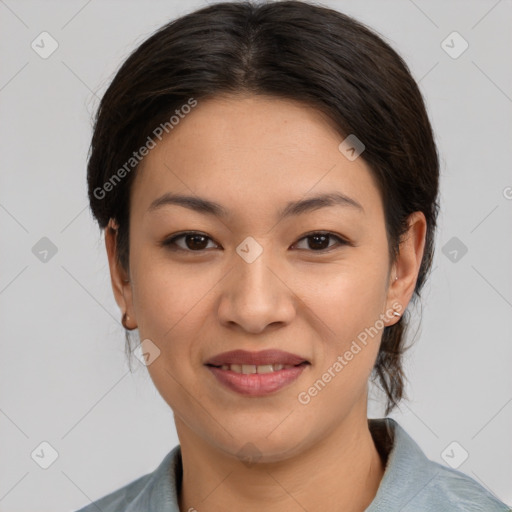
205,349,310,396
205,349,308,367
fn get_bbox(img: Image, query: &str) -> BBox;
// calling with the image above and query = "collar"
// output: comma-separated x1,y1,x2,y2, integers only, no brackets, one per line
122,417,500,511
365,417,442,511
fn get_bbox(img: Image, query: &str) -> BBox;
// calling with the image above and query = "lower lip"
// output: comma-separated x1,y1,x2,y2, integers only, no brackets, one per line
206,364,308,396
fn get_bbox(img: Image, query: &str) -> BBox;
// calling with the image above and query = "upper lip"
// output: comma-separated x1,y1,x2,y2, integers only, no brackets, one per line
205,349,309,367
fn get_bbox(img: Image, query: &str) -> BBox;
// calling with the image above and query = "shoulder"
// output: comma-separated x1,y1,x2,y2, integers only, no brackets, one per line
411,460,511,511
367,418,510,512
74,445,181,512
74,472,152,512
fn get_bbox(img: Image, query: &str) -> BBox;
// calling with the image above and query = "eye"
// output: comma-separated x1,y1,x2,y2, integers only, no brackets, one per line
161,231,220,252
292,231,349,252
161,230,350,253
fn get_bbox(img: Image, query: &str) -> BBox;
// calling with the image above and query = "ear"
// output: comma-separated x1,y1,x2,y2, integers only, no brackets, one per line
385,211,427,325
105,218,137,329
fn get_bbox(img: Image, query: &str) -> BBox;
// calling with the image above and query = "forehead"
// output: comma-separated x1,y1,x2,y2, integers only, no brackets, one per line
130,95,383,223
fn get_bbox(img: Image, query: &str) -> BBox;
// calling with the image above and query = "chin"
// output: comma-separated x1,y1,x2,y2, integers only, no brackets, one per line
212,425,311,465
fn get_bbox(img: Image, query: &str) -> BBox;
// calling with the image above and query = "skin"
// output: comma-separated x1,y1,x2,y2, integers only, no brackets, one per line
105,94,426,511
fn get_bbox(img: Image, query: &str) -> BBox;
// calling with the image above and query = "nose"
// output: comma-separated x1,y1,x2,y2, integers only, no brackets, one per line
217,248,296,334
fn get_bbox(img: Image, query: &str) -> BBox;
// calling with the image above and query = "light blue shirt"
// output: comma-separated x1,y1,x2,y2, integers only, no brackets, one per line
75,418,510,511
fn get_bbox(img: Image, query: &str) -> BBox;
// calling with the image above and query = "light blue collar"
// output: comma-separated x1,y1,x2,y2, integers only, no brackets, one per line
97,417,508,511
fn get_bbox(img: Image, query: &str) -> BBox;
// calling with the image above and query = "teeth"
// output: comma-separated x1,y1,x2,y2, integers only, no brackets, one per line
256,364,274,374
242,364,257,374
218,363,296,374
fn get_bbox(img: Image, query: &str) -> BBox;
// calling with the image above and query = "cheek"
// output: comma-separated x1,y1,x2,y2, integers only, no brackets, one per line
294,257,389,344
293,270,386,415
129,250,225,396
291,260,388,402
130,246,220,340
130,256,213,415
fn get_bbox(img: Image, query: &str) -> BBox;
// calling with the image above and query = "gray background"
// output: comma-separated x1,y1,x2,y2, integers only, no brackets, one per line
0,0,511,510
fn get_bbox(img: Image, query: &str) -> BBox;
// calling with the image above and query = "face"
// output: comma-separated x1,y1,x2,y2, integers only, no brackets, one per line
107,94,424,462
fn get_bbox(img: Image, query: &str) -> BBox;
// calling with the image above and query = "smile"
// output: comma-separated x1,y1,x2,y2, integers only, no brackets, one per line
205,349,310,396
216,363,295,373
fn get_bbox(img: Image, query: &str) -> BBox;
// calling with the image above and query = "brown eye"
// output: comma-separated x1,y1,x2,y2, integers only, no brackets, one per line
293,232,348,252
163,232,219,251
162,231,349,253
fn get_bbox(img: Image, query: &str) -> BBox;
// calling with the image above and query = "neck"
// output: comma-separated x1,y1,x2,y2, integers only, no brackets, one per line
176,407,385,511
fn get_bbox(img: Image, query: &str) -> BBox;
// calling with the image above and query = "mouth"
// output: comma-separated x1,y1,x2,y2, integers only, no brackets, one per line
205,349,309,367
208,362,305,374
205,349,310,396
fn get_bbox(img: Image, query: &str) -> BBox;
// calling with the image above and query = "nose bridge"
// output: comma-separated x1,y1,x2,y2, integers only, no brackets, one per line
237,246,275,293
217,238,295,332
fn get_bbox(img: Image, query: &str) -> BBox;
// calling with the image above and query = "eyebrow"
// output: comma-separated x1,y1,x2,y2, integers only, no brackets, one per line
147,191,364,219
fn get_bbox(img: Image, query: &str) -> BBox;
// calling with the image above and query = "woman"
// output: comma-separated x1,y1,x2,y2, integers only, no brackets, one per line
76,1,509,510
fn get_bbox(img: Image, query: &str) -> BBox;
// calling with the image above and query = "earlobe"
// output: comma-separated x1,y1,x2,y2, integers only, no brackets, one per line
105,219,137,328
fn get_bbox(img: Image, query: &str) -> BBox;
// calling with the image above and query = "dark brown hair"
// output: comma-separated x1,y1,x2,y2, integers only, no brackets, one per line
87,0,439,415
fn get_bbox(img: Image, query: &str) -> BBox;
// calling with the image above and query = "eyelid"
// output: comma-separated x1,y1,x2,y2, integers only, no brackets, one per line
161,230,352,253
161,231,220,251
292,231,351,251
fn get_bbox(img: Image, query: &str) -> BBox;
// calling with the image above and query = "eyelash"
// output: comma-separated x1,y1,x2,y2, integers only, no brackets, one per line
161,231,351,253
